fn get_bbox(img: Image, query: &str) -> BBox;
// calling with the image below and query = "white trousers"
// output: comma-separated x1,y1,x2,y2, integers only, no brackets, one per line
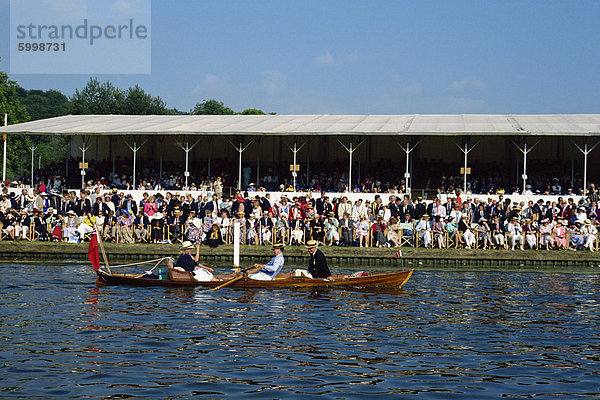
463,230,475,247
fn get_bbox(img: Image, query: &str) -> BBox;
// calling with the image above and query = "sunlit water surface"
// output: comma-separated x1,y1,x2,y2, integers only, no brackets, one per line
1,264,599,399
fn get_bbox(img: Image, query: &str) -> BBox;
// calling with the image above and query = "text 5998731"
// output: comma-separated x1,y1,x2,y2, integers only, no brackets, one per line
17,42,66,51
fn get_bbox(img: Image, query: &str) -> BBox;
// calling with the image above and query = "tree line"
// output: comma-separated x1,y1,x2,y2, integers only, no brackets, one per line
0,57,271,181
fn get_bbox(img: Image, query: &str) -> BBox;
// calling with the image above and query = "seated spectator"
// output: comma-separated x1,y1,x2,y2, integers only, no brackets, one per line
356,215,370,247
290,214,305,245
475,217,493,249
371,215,386,247
134,210,150,242
581,219,597,251
118,209,135,244
204,224,223,248
415,214,432,248
506,217,524,250
324,212,340,246
387,216,401,247
490,215,506,249
445,216,458,245
538,218,554,249
339,212,354,247
568,221,584,250
459,214,475,249
523,218,538,249
63,210,78,242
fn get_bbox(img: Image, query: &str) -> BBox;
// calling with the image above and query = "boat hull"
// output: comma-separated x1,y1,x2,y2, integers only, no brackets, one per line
96,269,413,289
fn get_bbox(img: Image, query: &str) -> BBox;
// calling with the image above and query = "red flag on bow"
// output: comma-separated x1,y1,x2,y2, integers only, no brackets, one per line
88,234,101,271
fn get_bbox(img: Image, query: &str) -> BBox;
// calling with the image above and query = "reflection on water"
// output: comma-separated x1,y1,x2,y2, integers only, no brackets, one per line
1,264,599,399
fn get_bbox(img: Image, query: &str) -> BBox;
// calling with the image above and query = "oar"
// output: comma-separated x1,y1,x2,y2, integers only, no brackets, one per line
210,265,263,291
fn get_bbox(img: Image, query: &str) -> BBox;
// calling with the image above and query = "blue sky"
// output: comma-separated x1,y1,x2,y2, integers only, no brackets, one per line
1,0,599,114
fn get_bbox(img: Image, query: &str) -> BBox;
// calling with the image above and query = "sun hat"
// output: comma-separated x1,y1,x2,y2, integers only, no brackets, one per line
305,240,318,249
181,241,194,250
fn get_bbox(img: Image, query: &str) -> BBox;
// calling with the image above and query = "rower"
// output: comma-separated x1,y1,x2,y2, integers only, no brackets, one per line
249,243,285,280
306,240,332,280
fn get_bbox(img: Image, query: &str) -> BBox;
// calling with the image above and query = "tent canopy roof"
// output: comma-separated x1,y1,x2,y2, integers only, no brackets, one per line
2,114,600,136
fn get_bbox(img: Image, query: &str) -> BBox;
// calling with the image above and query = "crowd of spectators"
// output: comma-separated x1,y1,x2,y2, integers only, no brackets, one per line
1,182,599,252
6,154,593,196
7,156,583,195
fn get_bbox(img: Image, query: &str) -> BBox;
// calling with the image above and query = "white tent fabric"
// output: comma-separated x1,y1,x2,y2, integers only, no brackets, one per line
1,114,600,136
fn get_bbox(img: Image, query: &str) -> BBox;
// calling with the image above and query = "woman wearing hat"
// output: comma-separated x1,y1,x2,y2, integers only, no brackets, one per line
324,212,339,246
539,219,554,249
552,220,568,249
305,240,332,280
249,243,285,280
63,210,79,242
176,241,215,281
185,211,202,245
567,221,584,250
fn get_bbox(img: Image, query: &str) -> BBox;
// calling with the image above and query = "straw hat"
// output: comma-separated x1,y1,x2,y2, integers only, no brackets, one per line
181,241,194,250
305,240,318,249
272,242,284,250
584,219,592,225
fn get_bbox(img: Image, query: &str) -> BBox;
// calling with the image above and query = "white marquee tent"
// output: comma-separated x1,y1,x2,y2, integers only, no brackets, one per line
2,114,600,194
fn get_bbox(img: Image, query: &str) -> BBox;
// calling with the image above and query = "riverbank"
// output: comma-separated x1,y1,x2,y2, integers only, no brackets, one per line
1,241,600,271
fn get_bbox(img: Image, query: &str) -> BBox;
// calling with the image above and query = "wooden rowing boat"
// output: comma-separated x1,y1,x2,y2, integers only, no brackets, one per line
95,268,413,289
89,233,413,289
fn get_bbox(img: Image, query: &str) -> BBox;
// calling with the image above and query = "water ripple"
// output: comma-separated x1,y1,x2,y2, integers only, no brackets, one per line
0,265,599,398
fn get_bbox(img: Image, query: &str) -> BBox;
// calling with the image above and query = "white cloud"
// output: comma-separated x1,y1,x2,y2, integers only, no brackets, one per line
315,51,335,66
449,76,485,91
262,71,287,95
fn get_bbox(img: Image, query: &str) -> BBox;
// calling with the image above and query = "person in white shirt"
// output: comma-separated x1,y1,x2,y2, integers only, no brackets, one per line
415,214,432,248
506,217,524,250
581,219,598,251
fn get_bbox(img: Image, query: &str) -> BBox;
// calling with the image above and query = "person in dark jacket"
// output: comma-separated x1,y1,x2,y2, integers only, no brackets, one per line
305,240,332,280
176,241,215,281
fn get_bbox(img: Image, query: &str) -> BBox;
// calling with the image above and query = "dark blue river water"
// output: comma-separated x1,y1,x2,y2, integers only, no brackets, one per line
1,263,599,399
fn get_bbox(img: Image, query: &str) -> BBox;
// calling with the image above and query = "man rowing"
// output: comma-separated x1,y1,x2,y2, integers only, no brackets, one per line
248,242,285,280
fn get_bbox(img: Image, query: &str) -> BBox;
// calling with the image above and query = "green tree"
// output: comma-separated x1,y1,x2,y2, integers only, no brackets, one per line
0,60,29,125
71,78,125,114
16,88,71,121
191,99,235,115
124,85,170,115
239,108,266,115
71,78,179,115
1,57,32,180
